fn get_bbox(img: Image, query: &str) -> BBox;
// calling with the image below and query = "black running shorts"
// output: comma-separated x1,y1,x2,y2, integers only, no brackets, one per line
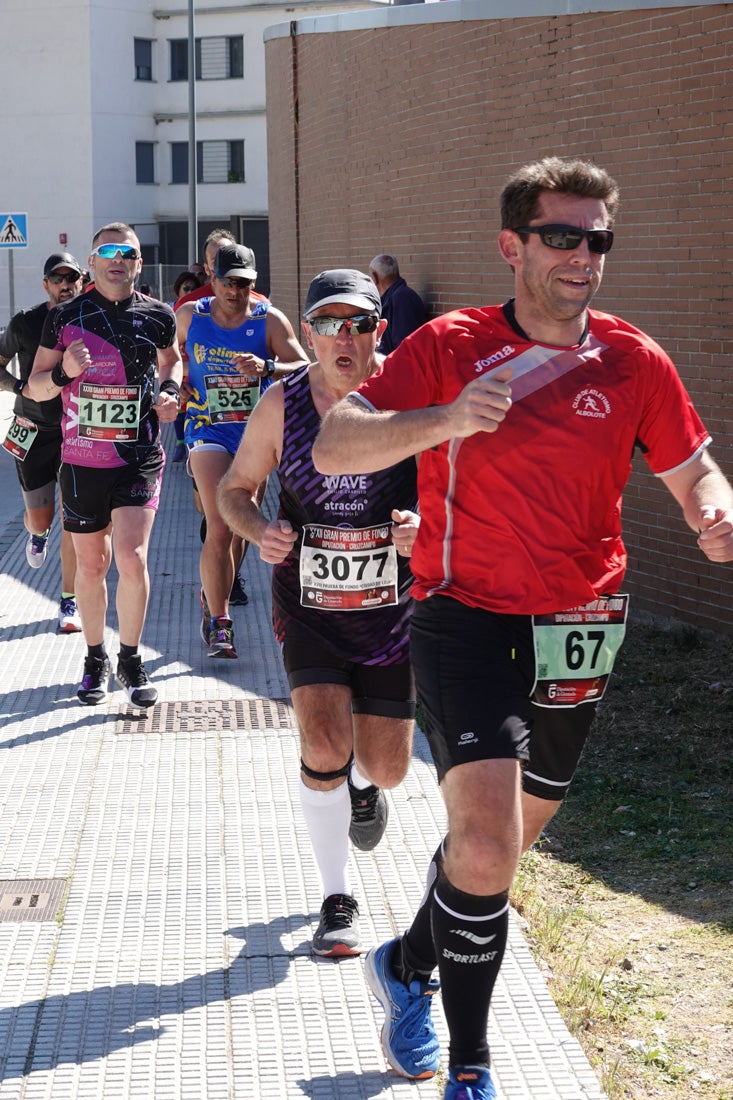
411,595,597,800
15,427,63,493
60,451,164,534
282,618,415,720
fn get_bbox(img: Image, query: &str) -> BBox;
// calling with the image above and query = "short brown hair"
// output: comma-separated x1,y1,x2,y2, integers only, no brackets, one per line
92,221,137,247
204,228,236,250
500,157,620,229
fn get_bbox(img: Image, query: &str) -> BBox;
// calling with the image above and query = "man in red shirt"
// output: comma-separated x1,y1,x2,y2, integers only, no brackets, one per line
313,157,733,1100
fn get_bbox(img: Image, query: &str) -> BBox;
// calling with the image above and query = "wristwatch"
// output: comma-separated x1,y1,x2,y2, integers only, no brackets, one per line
13,377,24,396
264,359,276,378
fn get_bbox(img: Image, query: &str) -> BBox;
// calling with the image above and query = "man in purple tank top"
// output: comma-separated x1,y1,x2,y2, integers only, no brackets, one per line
219,270,419,957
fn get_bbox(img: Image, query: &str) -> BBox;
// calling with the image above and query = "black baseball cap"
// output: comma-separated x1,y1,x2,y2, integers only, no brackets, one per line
214,244,257,280
304,269,382,318
44,252,83,278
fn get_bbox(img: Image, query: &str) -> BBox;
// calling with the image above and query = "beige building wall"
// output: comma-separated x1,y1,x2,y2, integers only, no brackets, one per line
265,0,733,633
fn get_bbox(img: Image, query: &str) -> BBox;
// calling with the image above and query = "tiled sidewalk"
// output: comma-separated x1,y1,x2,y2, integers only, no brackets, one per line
0,422,605,1099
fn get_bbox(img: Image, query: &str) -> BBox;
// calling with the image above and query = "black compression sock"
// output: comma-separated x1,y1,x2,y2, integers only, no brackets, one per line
432,877,509,1068
393,841,444,985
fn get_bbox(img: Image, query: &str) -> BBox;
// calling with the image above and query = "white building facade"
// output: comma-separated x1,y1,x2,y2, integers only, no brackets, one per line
0,0,384,321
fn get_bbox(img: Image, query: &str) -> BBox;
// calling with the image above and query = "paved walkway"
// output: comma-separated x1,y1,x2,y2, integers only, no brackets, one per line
0,410,606,1099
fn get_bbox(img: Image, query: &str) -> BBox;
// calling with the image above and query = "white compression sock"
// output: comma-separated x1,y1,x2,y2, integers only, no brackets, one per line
299,778,352,898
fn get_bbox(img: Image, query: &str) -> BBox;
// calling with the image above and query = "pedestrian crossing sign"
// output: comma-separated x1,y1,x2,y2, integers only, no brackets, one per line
0,214,28,248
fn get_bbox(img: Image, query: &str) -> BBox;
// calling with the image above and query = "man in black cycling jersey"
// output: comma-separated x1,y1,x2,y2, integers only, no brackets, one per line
29,223,182,708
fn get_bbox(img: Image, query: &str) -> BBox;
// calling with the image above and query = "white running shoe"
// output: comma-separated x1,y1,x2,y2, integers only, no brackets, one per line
58,596,82,634
26,531,49,569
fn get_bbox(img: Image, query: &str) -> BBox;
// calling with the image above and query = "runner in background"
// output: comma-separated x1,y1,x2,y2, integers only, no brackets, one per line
0,252,83,632
174,229,271,606
28,223,182,708
176,243,307,658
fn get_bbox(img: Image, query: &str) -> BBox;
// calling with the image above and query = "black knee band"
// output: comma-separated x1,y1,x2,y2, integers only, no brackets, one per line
300,754,353,783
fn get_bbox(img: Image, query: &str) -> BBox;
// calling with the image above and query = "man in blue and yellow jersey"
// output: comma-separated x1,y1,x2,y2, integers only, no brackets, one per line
175,243,308,658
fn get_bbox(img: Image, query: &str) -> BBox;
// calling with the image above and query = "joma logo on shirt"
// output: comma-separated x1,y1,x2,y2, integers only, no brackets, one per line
474,344,515,372
323,475,369,492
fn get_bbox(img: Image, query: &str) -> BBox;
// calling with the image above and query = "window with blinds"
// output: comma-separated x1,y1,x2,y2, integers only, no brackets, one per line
170,141,245,184
169,36,244,81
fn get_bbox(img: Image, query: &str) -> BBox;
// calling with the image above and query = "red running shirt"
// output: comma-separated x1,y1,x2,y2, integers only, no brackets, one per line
355,304,710,616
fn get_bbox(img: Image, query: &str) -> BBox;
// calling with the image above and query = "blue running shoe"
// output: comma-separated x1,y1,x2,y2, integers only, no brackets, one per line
364,937,440,1079
445,1065,497,1100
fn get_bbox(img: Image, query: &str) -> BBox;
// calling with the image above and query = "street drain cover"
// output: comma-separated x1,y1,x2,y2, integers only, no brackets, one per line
116,697,294,734
0,878,66,922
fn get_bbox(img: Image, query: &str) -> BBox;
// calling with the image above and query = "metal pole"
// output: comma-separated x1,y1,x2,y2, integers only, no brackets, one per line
8,250,14,317
187,0,198,265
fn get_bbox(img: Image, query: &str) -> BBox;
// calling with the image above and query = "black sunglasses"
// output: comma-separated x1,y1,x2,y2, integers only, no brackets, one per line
307,314,379,337
514,224,614,255
47,273,81,285
218,276,252,290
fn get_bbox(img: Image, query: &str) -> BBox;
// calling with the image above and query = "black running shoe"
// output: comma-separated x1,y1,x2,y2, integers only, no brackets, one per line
77,655,111,706
312,893,360,957
116,654,158,708
208,616,238,659
229,573,248,606
348,778,389,851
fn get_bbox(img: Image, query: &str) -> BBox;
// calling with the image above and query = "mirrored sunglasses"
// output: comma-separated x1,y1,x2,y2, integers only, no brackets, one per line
307,314,379,337
91,244,141,260
514,224,614,255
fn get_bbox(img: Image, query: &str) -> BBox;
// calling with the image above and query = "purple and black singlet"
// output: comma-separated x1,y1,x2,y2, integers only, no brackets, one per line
272,365,418,666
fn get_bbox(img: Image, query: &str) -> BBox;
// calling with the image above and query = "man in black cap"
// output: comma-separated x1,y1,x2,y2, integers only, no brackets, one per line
0,252,83,632
174,230,269,314
176,242,308,658
174,233,271,605
218,269,419,956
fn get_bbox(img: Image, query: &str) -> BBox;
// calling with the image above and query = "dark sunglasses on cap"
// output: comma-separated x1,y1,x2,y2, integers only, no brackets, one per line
218,276,252,290
47,272,81,285
90,244,141,260
513,224,614,255
307,314,379,337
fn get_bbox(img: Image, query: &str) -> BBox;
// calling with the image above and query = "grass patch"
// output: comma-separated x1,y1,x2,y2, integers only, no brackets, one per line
512,614,733,1100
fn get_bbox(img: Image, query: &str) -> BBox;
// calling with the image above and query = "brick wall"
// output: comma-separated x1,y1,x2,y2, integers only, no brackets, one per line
266,3,733,632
